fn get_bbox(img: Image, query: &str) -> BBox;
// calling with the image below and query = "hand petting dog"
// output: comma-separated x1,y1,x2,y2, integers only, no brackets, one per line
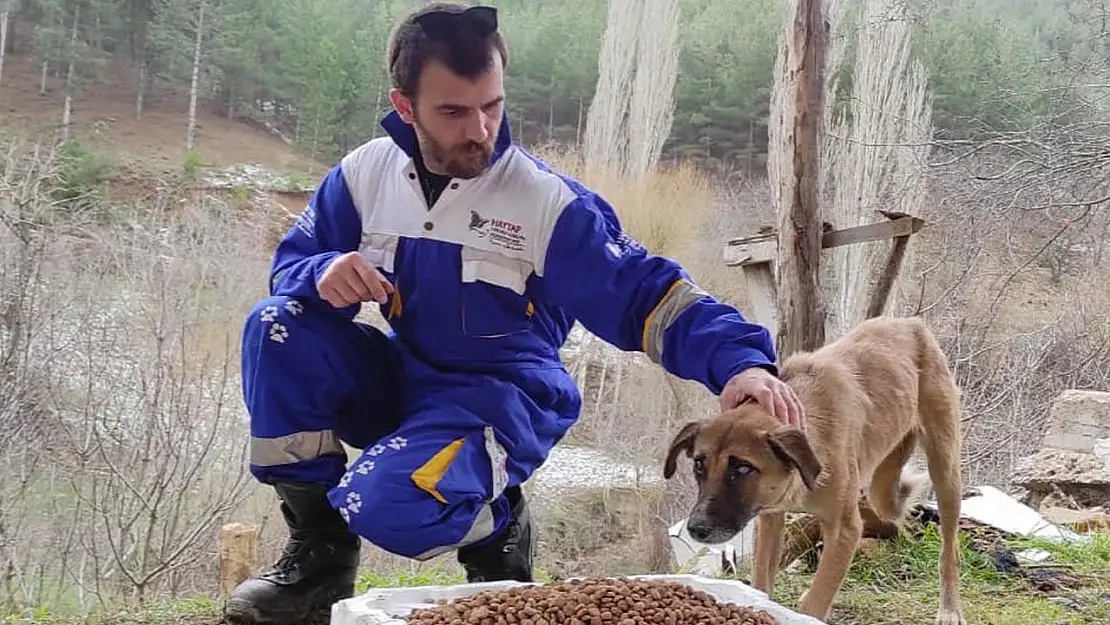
722,367,807,432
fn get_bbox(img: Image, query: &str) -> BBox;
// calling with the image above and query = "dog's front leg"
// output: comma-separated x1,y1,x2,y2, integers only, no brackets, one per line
751,511,785,597
799,506,862,621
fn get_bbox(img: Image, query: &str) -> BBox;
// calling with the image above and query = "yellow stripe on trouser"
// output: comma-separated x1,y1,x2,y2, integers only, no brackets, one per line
387,281,403,319
641,278,710,362
411,437,467,504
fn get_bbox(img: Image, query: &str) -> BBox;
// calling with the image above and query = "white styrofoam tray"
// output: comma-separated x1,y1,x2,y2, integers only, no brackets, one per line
331,574,827,624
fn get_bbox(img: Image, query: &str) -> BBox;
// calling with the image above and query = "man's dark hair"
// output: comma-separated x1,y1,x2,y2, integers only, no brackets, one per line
387,2,509,98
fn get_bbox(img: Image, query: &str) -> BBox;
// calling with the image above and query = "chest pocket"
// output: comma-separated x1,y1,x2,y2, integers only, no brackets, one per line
360,233,399,274
459,247,535,338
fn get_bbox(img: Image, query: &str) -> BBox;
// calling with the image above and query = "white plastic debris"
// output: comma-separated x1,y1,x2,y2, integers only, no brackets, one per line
924,484,1087,543
330,574,827,625
1015,548,1054,564
668,517,755,576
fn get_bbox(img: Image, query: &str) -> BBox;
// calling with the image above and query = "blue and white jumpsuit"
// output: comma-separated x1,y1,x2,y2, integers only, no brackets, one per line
241,110,778,561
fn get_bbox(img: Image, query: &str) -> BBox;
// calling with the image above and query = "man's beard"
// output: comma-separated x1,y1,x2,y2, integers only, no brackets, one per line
412,120,495,180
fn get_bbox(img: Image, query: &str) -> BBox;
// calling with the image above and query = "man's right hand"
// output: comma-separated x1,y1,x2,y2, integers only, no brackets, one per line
317,251,394,308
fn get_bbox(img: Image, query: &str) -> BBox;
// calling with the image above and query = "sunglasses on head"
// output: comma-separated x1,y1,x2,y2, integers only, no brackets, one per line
414,5,498,39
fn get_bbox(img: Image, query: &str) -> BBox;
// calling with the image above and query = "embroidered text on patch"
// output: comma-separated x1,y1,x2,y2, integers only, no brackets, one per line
605,231,643,259
469,210,526,252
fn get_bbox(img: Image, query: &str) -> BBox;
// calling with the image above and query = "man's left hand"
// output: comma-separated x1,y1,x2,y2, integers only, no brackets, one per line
721,367,806,432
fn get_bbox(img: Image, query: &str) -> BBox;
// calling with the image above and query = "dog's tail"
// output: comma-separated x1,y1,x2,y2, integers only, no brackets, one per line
894,466,933,520
869,430,933,523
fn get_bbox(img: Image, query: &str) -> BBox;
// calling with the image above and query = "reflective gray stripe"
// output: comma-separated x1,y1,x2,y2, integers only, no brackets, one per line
250,430,344,466
643,280,709,362
411,504,496,561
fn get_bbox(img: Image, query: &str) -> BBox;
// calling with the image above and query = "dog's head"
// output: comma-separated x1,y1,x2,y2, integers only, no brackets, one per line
662,404,823,545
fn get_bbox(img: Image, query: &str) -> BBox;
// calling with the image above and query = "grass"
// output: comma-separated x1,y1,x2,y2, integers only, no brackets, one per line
740,524,1110,625
0,598,222,625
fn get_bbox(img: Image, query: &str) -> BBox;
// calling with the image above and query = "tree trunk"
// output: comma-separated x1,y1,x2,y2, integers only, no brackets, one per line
0,5,9,88
61,4,80,143
547,71,555,141
773,0,828,357
136,60,146,119
185,0,205,152
308,116,319,176
227,82,234,120
576,95,583,146
371,82,384,139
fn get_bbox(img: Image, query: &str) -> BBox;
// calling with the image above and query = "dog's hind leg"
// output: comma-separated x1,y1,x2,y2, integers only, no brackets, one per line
916,324,966,625
797,503,863,621
751,512,785,597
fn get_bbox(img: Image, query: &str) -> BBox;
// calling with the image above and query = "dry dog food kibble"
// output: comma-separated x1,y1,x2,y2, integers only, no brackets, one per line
406,577,781,625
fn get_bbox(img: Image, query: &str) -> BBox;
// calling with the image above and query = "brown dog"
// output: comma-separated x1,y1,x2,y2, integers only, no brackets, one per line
663,316,965,624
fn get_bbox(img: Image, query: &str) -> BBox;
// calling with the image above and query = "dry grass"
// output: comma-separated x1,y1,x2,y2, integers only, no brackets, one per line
532,143,718,262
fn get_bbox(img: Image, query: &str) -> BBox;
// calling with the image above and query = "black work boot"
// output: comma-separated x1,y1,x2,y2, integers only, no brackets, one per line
224,482,361,624
457,485,535,583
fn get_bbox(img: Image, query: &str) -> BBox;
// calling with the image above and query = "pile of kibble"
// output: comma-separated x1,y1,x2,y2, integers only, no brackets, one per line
405,577,781,625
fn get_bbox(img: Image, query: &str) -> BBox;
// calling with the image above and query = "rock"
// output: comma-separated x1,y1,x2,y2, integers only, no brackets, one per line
1011,449,1110,487
1042,389,1110,453
1011,448,1110,509
1040,505,1108,528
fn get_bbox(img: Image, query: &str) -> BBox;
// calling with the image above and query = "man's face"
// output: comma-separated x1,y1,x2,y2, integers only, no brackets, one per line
391,55,505,179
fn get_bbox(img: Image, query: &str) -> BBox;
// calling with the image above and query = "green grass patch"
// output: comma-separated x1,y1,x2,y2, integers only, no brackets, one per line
356,567,466,593
736,524,1110,624
1,597,221,625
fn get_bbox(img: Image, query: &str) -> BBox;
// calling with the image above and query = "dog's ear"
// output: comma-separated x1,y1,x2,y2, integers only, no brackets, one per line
767,427,823,491
663,421,701,479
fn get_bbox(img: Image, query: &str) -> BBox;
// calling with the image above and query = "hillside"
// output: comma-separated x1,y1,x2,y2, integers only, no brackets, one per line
0,49,319,176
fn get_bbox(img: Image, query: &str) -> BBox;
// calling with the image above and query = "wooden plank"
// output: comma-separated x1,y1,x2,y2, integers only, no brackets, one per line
821,215,925,250
864,211,924,317
865,234,910,318
724,240,778,267
723,215,926,256
742,261,779,338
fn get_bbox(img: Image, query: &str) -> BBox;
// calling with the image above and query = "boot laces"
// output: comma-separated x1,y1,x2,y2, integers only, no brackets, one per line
262,535,310,581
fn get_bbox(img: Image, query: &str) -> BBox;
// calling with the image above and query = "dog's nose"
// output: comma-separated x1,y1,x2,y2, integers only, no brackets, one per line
687,522,712,542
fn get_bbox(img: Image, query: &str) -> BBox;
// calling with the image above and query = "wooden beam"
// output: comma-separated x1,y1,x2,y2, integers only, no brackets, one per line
723,240,778,267
865,211,920,318
723,214,926,258
742,262,779,339
821,215,925,250
773,0,829,357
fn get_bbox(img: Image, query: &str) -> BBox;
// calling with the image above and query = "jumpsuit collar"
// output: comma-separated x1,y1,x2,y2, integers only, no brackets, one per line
379,109,514,169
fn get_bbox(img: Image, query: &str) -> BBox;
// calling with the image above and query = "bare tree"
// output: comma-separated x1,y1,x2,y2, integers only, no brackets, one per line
186,0,206,152
583,0,682,180
822,0,935,338
0,135,260,611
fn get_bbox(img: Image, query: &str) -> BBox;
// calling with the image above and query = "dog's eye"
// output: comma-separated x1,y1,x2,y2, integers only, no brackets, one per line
727,458,755,482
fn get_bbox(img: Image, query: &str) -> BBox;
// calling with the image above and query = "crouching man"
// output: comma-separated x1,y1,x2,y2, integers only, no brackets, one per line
223,3,804,623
